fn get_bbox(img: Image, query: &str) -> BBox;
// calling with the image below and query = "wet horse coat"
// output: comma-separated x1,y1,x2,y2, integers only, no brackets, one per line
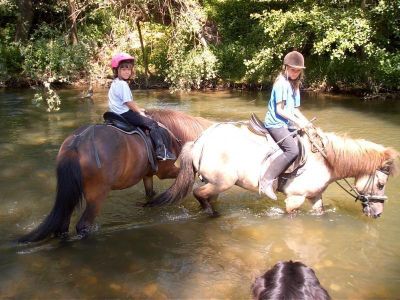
146,122,398,217
19,109,212,243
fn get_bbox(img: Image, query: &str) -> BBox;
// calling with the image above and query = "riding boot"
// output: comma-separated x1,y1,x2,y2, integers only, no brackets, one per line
259,154,291,200
150,129,176,161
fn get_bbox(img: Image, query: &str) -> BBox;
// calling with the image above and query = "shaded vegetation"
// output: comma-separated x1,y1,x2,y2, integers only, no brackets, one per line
0,0,399,95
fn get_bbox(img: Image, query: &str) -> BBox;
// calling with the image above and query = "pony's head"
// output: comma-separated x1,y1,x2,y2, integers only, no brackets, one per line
354,148,398,218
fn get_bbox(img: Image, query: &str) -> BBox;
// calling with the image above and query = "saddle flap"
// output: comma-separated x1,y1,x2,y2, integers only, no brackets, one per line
283,138,307,175
248,113,270,136
103,111,158,172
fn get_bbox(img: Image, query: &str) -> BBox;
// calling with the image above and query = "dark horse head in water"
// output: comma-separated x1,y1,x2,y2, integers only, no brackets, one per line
18,109,212,243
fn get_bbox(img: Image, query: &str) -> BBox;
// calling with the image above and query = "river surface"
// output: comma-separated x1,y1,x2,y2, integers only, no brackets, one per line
0,88,399,299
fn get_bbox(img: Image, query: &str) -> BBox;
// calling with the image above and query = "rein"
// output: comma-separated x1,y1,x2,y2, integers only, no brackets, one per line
156,121,183,147
334,168,389,204
144,112,183,147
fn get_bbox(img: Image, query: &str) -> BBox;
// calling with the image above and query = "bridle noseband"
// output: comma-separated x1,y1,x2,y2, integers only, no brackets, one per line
337,167,389,206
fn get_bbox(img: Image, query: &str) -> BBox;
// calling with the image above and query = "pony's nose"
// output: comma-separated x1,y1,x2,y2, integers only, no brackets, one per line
374,213,381,219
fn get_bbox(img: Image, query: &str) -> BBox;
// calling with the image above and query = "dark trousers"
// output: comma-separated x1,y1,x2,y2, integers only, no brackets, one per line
121,110,164,149
267,126,299,171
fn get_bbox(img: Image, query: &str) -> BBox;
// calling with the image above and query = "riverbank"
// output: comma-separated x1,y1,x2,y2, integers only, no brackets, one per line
2,76,399,101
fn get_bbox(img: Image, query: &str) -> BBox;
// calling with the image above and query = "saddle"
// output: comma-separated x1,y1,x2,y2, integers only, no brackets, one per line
103,112,162,172
248,113,307,176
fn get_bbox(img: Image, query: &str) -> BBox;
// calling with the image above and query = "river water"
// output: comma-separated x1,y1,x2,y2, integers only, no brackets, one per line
0,88,399,299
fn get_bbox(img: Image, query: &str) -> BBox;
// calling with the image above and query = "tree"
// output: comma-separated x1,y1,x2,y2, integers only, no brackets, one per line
68,0,79,45
14,0,33,42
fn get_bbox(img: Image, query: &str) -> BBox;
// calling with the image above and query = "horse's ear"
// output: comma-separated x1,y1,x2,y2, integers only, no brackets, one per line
383,148,399,176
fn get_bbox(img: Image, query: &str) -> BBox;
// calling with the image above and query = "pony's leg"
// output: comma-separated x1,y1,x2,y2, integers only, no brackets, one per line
284,195,306,214
143,176,156,199
76,187,109,237
195,193,220,216
193,183,230,217
308,195,325,215
157,161,180,179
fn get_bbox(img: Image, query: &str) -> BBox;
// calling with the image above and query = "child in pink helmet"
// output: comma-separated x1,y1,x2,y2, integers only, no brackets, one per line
108,52,175,160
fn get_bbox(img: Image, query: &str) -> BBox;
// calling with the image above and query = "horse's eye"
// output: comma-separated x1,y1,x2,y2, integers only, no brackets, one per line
377,183,385,190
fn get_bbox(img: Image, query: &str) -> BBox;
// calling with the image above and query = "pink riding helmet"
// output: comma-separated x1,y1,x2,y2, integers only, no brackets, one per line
111,52,135,68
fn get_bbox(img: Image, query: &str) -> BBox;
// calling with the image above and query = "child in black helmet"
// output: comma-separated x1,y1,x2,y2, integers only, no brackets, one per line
108,52,175,161
259,51,310,200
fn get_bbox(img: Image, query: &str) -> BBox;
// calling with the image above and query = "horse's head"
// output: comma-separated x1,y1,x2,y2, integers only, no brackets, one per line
354,160,396,218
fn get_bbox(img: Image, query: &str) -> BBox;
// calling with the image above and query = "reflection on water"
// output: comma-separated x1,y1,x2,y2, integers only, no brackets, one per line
0,88,399,299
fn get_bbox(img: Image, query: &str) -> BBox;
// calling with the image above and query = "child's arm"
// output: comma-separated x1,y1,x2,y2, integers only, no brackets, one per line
125,101,145,116
294,108,310,126
276,101,308,129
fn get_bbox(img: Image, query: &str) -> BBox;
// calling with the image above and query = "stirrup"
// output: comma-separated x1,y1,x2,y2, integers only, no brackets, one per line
156,146,176,161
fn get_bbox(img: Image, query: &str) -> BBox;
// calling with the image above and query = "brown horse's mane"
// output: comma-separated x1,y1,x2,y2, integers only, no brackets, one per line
323,130,399,178
146,109,213,143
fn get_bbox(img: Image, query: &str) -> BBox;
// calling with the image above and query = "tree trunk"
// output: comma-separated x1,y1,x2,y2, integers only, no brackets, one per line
14,0,33,42
68,0,79,45
136,20,150,88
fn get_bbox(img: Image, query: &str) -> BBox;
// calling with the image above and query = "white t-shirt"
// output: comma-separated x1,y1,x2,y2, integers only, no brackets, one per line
108,78,132,114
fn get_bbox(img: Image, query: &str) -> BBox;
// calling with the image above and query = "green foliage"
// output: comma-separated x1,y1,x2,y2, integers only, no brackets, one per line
165,4,218,91
21,26,91,83
205,0,270,82
241,0,400,91
32,81,61,112
0,41,23,82
1,0,399,94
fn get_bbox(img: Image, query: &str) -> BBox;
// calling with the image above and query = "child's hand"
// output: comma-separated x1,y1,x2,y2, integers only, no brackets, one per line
139,108,146,116
295,119,309,129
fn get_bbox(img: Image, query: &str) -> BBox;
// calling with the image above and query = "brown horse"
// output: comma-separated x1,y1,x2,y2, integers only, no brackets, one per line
18,109,212,243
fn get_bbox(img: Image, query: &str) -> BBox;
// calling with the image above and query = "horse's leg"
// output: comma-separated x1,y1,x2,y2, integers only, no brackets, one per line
76,186,110,237
143,176,156,199
193,183,230,217
308,195,325,215
284,195,306,214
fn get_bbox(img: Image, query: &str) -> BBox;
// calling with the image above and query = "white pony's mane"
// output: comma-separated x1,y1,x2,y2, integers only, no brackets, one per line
322,130,398,178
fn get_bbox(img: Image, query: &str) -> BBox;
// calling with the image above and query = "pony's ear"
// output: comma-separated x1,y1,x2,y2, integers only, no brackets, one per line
383,148,399,176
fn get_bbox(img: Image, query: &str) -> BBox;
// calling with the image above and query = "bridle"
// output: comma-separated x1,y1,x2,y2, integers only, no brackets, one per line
303,126,390,207
335,167,389,206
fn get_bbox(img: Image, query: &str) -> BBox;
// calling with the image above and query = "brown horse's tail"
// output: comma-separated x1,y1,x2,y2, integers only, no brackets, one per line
18,151,83,243
145,142,195,207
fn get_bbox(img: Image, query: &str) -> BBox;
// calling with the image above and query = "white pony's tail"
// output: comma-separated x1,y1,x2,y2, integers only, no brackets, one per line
144,142,196,207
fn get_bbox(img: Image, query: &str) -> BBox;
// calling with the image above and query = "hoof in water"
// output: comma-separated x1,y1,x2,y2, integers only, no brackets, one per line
76,227,91,239
204,208,220,218
56,232,70,240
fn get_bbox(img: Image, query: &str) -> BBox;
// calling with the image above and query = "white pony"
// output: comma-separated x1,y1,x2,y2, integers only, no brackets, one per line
146,120,398,218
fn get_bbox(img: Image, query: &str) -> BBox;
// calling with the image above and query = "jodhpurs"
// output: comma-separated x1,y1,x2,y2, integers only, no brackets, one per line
267,126,299,165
